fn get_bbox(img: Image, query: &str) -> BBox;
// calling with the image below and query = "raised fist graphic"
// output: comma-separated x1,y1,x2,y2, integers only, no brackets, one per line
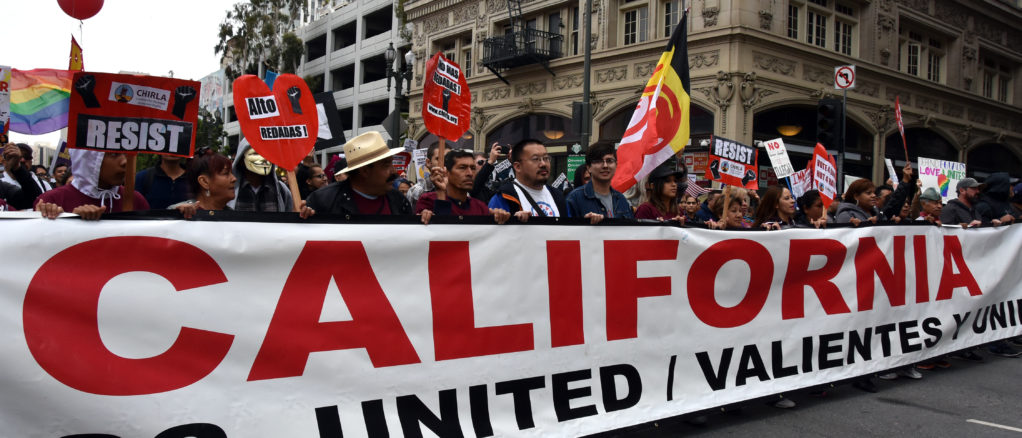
75,74,101,108
172,86,196,119
287,86,303,114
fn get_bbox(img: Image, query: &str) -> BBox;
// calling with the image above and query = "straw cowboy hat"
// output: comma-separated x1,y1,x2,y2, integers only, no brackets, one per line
335,131,402,175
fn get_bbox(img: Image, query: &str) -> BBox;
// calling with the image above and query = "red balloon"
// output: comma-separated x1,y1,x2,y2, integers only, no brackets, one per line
57,0,104,20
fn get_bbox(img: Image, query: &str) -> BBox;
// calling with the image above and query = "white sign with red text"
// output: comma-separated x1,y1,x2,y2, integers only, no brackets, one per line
1,217,1020,437
762,137,794,178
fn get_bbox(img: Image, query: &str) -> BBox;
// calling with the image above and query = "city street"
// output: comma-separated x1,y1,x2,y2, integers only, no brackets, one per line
599,352,1022,437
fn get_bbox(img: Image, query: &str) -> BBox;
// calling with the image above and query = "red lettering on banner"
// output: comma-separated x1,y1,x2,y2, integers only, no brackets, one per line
548,241,585,347
782,239,851,320
854,236,906,311
248,242,419,381
936,235,982,300
688,240,773,328
913,235,930,303
23,237,234,396
429,242,534,360
604,240,678,340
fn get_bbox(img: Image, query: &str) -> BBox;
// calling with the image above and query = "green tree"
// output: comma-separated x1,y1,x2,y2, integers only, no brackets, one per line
215,0,307,80
196,108,229,155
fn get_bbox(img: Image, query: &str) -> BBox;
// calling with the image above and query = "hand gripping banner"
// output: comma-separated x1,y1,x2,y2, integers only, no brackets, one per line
1,216,1020,437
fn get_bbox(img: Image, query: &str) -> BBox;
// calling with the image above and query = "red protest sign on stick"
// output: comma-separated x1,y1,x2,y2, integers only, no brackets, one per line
811,143,838,209
422,52,471,142
705,135,759,190
894,96,908,162
67,72,201,157
232,74,318,171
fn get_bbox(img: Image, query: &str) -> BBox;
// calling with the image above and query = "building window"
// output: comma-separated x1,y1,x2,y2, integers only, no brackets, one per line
664,0,680,37
622,2,648,45
786,5,799,39
981,57,1014,103
570,7,580,55
463,46,472,78
899,27,943,84
807,10,826,47
790,1,856,55
834,19,852,55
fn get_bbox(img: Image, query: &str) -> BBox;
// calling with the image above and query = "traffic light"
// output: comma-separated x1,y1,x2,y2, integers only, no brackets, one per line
816,98,843,148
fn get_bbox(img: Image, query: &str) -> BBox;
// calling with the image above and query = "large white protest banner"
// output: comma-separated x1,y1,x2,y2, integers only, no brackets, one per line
1,217,1020,437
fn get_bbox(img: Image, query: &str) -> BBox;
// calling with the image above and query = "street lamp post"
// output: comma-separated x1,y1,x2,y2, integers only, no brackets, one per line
385,42,414,150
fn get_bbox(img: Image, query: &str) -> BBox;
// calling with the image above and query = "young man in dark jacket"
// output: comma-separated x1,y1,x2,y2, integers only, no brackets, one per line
305,131,416,219
975,172,1016,226
566,142,634,222
487,138,571,222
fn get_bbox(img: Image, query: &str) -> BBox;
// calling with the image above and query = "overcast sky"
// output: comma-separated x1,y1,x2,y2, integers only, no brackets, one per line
3,0,245,147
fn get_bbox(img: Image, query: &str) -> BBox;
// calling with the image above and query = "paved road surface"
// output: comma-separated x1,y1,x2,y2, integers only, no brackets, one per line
595,353,1022,437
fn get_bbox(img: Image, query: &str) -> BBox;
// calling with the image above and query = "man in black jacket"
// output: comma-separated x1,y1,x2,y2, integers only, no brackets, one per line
878,162,916,220
304,131,418,220
0,144,43,210
975,172,1016,226
940,178,982,227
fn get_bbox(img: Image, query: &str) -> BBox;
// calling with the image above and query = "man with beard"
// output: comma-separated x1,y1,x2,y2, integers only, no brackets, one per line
304,131,415,218
415,149,510,224
940,178,982,227
488,138,569,222
565,142,633,222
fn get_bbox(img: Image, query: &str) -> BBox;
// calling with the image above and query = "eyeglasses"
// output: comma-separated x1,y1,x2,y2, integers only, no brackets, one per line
591,158,617,166
312,174,327,179
524,155,551,164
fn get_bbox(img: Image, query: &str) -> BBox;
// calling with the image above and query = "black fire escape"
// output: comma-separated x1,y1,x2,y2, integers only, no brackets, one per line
481,0,563,85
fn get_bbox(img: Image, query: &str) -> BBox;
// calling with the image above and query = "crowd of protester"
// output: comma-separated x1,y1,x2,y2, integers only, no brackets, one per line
4,131,1021,412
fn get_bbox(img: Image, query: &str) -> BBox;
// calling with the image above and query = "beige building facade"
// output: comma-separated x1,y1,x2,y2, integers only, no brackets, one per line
402,0,1022,183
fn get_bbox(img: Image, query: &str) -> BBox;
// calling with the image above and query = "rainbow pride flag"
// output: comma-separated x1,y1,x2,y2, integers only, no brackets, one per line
10,68,74,135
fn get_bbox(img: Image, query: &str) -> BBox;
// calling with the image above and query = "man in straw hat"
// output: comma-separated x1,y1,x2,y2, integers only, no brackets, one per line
304,131,423,220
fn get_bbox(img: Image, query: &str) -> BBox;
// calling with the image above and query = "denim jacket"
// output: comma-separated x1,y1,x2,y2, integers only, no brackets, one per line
565,181,634,219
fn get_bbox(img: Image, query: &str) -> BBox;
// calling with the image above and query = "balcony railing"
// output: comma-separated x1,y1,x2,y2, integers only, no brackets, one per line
482,28,563,83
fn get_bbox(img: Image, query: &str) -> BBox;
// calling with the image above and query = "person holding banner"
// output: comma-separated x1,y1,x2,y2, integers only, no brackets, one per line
706,195,745,230
635,157,687,221
304,131,416,219
835,179,880,226
566,143,634,221
415,149,511,223
877,162,917,221
975,172,1016,226
230,141,294,212
916,187,942,224
0,144,43,210
793,190,828,228
185,151,237,211
940,178,983,228
487,139,569,221
52,163,69,188
34,150,149,220
752,186,797,230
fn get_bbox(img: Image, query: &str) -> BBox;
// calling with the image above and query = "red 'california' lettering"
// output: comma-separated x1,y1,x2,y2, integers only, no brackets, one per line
23,236,234,396
936,235,982,300
913,235,930,303
854,236,906,311
604,240,678,340
548,241,585,347
782,239,851,320
688,239,773,328
248,241,419,381
429,241,534,360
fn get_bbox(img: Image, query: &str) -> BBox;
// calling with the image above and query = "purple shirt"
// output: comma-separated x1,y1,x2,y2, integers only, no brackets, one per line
415,191,490,216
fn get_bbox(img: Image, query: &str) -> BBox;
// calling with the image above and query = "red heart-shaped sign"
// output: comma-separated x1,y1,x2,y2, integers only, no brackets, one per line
232,74,318,170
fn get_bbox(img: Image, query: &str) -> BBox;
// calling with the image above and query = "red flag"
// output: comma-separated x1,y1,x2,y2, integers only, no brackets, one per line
611,11,690,192
894,96,907,161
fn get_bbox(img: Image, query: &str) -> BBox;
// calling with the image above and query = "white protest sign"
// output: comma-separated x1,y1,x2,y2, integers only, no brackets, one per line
0,66,10,134
918,157,966,204
762,137,794,178
412,147,429,180
885,158,899,189
789,168,813,199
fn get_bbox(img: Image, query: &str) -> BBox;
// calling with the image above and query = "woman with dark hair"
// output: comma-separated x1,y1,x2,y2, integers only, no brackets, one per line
835,179,878,226
706,195,745,229
295,164,328,200
794,190,827,228
752,186,796,230
567,163,590,196
186,151,236,211
635,158,685,221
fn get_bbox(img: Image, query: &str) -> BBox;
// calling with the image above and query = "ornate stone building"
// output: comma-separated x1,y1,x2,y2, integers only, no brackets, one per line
402,0,1021,183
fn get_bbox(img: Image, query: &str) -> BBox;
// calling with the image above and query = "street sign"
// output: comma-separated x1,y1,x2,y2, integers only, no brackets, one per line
834,65,855,90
